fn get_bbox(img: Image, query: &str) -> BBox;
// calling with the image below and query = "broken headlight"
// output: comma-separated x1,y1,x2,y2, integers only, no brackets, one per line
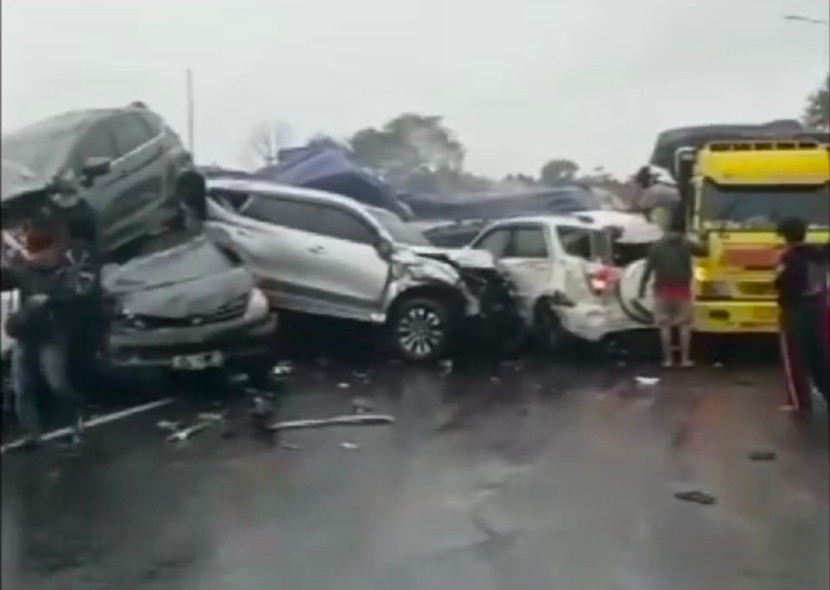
243,288,269,320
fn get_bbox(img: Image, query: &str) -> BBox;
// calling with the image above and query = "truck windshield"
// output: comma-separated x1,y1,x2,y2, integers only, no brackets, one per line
699,182,830,229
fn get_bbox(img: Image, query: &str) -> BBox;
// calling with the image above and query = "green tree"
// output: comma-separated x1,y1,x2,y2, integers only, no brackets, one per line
802,75,829,130
349,114,465,178
539,159,579,185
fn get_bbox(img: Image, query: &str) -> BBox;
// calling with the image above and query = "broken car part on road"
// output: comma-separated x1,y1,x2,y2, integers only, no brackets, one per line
268,413,395,432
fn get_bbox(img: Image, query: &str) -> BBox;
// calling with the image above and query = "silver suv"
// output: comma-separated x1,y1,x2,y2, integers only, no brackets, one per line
204,177,485,361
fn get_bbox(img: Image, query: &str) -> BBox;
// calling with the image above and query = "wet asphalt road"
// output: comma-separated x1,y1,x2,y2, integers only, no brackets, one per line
2,348,828,590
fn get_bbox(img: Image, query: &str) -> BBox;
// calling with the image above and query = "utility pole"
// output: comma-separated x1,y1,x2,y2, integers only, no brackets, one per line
186,68,195,159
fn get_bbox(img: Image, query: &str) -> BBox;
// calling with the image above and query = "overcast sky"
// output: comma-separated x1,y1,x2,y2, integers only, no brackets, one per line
2,0,827,178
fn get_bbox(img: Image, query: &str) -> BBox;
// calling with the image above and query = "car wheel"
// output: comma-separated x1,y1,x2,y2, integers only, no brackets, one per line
389,297,452,362
534,303,568,354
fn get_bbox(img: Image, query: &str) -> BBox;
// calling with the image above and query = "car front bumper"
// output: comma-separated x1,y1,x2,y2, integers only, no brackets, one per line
106,312,277,369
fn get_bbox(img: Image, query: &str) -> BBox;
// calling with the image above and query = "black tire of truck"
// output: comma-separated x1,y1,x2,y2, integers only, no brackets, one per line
387,296,454,362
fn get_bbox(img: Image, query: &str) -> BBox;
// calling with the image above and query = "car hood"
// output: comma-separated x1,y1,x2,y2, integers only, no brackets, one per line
103,235,254,319
409,245,497,270
1,159,51,202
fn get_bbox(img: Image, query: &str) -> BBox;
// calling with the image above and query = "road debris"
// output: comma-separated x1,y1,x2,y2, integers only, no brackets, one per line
673,490,716,505
351,396,375,414
439,360,453,374
272,362,294,377
635,376,660,386
268,413,395,432
337,382,351,389
278,442,304,451
3,398,175,454
340,441,360,450
748,450,777,462
167,413,225,442
157,420,181,432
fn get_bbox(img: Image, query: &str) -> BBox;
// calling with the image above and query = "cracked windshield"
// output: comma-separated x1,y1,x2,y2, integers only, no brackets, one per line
2,0,828,589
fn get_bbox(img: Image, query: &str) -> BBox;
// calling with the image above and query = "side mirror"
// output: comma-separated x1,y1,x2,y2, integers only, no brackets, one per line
81,157,111,182
376,237,395,260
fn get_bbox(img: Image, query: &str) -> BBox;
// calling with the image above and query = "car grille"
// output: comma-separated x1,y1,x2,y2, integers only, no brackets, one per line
130,294,249,329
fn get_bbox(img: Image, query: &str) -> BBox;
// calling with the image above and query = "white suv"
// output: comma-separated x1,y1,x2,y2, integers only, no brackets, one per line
466,212,660,350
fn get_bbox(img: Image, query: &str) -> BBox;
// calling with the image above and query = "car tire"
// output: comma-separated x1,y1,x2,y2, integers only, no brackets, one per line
534,302,569,355
388,297,453,362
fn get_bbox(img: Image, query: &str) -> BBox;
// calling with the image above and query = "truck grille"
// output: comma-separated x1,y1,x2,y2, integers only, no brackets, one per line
735,281,776,298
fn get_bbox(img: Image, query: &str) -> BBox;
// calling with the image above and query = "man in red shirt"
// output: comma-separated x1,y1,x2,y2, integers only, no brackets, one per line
637,216,706,367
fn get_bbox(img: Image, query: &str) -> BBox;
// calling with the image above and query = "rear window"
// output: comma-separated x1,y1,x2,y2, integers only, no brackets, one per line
556,226,610,262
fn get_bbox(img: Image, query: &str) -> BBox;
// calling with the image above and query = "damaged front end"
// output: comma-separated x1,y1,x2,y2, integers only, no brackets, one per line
103,235,276,373
410,246,525,347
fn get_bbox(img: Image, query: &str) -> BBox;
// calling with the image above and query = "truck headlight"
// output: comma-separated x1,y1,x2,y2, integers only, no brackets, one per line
244,288,269,320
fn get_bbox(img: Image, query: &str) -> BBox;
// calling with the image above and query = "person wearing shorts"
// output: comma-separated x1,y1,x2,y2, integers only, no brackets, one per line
637,215,706,367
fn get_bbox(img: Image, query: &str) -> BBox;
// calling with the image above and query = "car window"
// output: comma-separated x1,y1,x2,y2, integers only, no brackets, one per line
317,207,377,244
473,228,510,258
557,226,594,260
136,111,163,136
507,227,548,258
71,123,119,172
242,195,321,232
110,113,155,155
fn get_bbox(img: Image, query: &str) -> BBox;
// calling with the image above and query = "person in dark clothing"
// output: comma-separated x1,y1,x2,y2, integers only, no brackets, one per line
774,217,829,413
3,197,103,448
637,214,707,367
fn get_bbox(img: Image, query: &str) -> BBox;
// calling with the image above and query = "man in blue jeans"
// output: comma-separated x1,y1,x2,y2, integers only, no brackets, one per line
3,202,102,449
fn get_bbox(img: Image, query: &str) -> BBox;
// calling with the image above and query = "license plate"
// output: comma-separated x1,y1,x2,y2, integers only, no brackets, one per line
752,307,778,321
172,351,224,370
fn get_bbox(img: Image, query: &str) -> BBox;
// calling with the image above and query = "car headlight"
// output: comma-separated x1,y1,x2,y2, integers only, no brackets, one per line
244,288,269,320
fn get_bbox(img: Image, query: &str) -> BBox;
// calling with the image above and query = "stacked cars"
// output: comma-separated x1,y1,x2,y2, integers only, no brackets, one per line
2,105,663,375
1,105,277,384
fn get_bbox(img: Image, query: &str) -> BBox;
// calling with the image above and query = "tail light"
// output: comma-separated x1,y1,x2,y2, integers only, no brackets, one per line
588,265,618,295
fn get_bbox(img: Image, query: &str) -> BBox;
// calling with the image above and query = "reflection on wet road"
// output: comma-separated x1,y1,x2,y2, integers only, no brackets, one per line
2,358,828,590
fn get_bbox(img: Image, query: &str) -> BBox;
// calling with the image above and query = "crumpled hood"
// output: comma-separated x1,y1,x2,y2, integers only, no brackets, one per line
1,159,50,203
103,235,254,318
409,245,497,270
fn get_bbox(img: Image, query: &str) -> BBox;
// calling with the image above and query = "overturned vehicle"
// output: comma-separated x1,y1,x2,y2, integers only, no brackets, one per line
1,168,277,385
204,177,522,361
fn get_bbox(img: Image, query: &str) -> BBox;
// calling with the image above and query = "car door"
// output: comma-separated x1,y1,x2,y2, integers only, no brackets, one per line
222,194,332,314
554,225,609,305
66,121,123,251
471,224,553,313
309,204,389,320
107,112,166,247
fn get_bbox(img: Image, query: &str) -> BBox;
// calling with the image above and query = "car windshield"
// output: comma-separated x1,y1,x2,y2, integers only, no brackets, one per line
699,182,830,230
367,207,431,246
1,113,90,179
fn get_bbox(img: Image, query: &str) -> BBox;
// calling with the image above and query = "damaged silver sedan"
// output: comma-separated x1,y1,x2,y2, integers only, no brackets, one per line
103,235,277,379
204,178,520,361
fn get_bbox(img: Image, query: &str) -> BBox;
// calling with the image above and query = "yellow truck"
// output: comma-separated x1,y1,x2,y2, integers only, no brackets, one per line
650,124,829,334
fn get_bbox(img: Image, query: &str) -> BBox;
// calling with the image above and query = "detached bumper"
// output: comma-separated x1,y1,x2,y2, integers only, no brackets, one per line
107,313,277,368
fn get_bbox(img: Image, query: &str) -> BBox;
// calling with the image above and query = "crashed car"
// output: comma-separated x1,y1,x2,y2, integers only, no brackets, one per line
103,235,277,378
204,177,521,361
464,211,661,350
2,103,199,255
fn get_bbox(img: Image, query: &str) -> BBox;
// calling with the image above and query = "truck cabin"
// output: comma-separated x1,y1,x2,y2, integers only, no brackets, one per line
671,140,830,234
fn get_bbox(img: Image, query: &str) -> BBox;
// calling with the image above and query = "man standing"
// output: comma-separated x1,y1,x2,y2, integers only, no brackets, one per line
3,201,102,449
774,217,829,413
637,215,706,368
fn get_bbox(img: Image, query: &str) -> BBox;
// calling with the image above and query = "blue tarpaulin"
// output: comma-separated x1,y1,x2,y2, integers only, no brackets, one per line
256,147,412,219
401,186,602,220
